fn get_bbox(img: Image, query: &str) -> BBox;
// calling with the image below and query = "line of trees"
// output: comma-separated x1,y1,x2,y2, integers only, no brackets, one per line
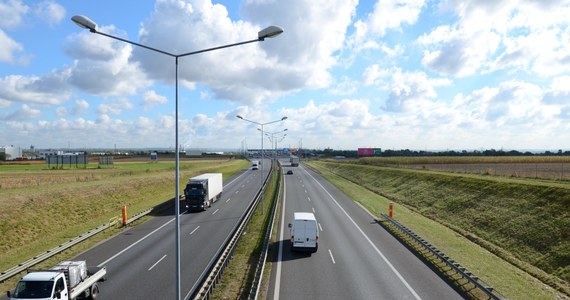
305,148,570,158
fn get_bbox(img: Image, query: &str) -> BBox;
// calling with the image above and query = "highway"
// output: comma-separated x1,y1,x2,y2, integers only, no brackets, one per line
72,160,269,299
268,161,464,300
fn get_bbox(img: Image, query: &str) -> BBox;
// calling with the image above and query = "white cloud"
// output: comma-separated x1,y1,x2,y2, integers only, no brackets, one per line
141,90,167,110
33,0,65,26
0,0,29,29
0,29,24,63
97,99,133,116
2,104,41,121
0,69,72,105
352,0,425,48
421,0,570,77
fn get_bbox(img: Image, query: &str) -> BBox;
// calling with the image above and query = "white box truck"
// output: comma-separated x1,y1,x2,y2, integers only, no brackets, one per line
7,260,106,300
290,156,299,167
184,173,223,211
288,212,319,253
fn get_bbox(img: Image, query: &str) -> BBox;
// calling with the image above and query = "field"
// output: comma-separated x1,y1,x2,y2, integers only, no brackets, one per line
0,158,249,286
355,156,570,181
307,158,569,299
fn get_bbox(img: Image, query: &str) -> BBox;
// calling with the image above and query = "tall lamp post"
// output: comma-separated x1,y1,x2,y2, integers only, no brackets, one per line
72,15,283,300
262,129,287,160
236,115,286,212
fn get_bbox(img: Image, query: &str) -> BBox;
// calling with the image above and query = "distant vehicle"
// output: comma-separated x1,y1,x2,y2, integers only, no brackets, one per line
288,212,319,253
251,160,259,170
8,260,106,300
286,170,293,175
184,173,223,211
290,156,299,167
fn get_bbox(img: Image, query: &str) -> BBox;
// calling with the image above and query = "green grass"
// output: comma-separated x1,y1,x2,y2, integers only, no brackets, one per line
210,161,280,299
306,160,569,300
0,159,249,292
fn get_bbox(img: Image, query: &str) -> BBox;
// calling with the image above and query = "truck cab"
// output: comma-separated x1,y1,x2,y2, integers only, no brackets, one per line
9,271,68,300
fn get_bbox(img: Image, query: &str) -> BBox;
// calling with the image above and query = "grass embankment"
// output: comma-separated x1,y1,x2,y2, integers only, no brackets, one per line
306,160,569,300
210,161,280,299
0,159,248,292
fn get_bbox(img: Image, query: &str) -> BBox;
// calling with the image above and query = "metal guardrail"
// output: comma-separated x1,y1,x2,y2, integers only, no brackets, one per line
0,197,171,284
0,220,117,283
248,162,281,300
379,213,506,300
191,162,274,300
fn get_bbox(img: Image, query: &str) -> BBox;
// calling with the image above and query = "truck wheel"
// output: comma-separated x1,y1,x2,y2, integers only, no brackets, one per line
90,283,99,299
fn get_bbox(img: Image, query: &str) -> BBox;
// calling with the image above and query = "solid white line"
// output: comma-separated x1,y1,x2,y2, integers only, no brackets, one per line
189,226,200,235
273,172,287,300
212,209,219,215
328,249,336,264
148,254,167,271
305,170,422,300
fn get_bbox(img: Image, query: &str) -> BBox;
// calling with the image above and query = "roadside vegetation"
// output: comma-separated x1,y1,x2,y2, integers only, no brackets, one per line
0,158,248,293
306,159,569,299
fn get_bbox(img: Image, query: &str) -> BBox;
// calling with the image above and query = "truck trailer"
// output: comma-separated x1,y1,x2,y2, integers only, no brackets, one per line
184,173,223,211
290,156,299,167
8,260,106,300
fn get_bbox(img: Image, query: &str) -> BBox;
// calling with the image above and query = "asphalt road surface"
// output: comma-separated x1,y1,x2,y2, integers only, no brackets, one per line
268,161,464,300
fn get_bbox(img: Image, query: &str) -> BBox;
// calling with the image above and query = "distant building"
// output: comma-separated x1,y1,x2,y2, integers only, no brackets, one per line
0,145,22,160
39,150,64,159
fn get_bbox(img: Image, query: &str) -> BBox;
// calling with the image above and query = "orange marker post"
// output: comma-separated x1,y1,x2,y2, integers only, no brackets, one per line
388,202,393,218
122,206,128,226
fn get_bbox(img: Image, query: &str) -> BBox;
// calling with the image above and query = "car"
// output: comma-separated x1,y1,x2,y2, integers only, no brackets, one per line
286,170,293,175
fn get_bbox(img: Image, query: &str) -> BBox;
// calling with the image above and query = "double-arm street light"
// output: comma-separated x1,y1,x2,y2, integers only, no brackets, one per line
236,115,286,212
72,15,283,300
261,129,287,160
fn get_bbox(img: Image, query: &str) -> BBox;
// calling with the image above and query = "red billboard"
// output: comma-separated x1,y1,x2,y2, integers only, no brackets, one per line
358,148,381,157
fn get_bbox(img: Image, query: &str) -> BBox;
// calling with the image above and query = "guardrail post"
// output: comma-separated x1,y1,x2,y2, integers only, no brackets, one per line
122,206,128,226
388,202,393,218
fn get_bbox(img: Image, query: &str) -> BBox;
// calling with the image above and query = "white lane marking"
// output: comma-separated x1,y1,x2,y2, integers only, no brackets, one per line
312,207,315,213
305,170,422,300
190,226,200,235
148,254,167,271
274,170,288,300
318,223,323,232
226,198,231,203
98,169,253,268
235,190,239,194
307,197,311,202
305,189,308,193
98,216,175,267
212,209,219,215
328,249,336,264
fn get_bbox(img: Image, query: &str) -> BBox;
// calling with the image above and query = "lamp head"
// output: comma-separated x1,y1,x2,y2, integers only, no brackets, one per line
258,26,284,41
236,115,243,120
281,116,288,121
71,15,98,32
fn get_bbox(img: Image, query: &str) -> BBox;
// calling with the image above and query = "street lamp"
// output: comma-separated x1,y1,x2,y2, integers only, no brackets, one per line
72,15,283,300
261,129,287,160
236,115,286,212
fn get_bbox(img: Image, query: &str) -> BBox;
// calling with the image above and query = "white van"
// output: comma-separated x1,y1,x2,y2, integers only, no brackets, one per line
251,161,259,170
288,212,319,253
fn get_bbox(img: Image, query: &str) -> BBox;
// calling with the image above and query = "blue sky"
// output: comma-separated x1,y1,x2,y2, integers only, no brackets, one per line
1,0,570,151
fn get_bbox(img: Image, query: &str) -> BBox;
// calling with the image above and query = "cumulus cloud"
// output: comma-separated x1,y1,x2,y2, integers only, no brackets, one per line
142,90,168,110
33,0,65,26
420,0,570,77
0,69,72,105
0,0,29,29
2,104,41,121
0,29,24,63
